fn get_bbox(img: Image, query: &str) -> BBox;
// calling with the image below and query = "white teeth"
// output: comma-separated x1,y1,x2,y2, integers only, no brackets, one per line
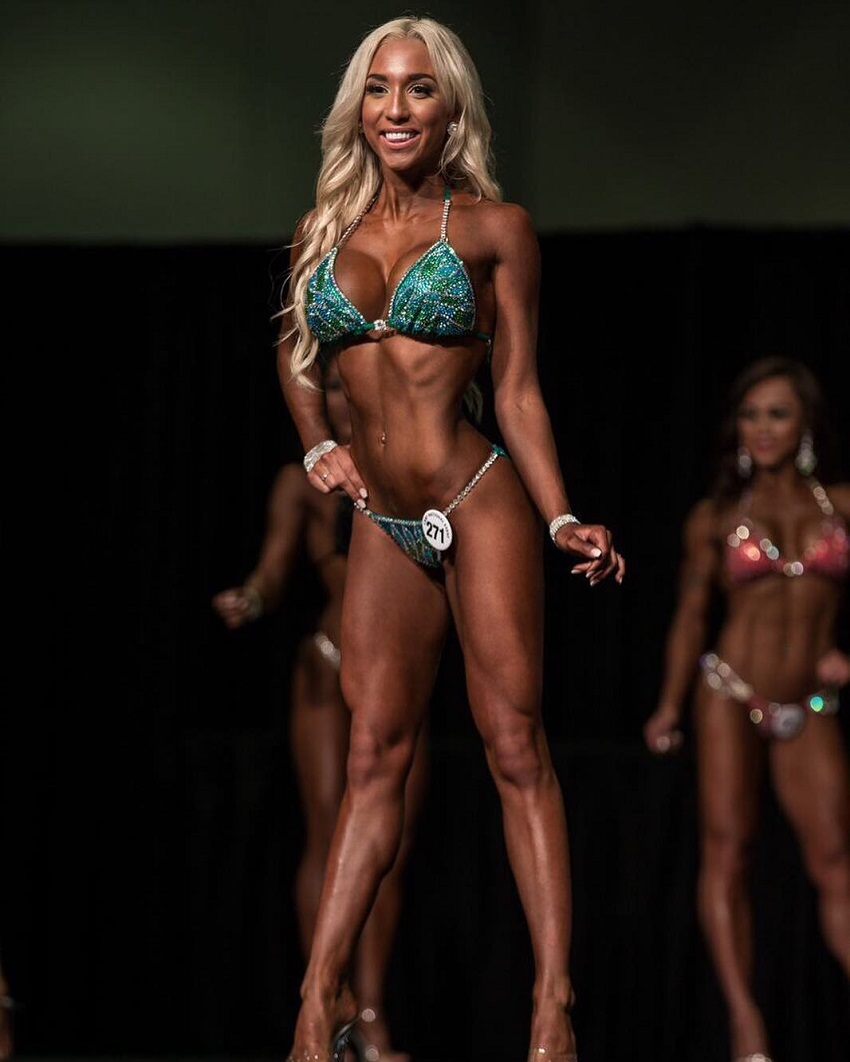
384,131,415,141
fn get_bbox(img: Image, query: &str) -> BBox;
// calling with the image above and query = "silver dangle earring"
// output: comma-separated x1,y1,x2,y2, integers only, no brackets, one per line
795,429,816,476
737,446,752,478
447,120,459,136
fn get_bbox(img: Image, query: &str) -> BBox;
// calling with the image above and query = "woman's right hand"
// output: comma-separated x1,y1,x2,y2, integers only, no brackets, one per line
643,703,684,755
307,442,369,510
212,586,263,629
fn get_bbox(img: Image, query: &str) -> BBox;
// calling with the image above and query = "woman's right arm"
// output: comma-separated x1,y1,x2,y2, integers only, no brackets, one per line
276,218,368,508
644,498,719,752
816,482,850,688
211,464,309,628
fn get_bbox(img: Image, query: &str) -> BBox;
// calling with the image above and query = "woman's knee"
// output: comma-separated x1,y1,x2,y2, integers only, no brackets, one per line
482,712,547,790
804,836,850,898
346,716,416,792
700,822,756,879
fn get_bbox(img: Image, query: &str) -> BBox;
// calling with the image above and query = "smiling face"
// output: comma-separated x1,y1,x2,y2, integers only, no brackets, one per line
736,374,806,472
361,37,454,177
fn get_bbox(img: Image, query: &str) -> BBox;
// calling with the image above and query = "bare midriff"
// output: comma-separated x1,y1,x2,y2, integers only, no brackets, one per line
338,334,492,516
715,575,843,701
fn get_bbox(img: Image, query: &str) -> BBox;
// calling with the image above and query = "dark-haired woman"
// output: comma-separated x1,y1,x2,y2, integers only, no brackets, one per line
645,356,850,1061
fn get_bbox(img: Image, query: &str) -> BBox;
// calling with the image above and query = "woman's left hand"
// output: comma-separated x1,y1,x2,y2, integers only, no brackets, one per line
816,648,850,688
554,523,626,586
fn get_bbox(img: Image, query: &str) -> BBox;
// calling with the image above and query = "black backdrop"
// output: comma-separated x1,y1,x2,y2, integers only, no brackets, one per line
3,227,850,1061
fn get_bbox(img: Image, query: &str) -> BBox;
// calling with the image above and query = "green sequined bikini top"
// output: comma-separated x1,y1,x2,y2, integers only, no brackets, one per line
305,185,491,347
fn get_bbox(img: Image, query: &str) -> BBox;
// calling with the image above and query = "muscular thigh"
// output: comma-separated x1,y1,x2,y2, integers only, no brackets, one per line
770,716,850,853
340,509,450,738
694,685,764,839
443,457,544,737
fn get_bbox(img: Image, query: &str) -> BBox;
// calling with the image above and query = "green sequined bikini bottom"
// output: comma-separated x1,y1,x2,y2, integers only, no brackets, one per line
359,444,506,568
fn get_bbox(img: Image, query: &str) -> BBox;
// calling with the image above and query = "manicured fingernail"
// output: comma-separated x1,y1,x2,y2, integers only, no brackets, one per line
571,569,582,575
591,548,602,558
360,488,368,498
355,499,365,510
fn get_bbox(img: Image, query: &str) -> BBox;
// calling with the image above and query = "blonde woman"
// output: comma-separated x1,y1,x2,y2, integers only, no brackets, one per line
277,16,625,1062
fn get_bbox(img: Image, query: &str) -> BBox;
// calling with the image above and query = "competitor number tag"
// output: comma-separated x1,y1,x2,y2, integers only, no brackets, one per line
421,509,453,550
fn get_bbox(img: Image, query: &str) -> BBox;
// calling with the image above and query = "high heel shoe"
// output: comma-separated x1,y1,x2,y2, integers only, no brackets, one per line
333,1019,359,1062
287,1016,359,1062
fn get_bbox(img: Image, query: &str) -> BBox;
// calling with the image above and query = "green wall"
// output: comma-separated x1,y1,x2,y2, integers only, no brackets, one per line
1,0,847,242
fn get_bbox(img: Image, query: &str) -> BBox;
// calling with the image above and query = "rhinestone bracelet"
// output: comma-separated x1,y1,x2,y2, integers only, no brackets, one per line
548,512,580,543
303,439,338,473
242,585,264,621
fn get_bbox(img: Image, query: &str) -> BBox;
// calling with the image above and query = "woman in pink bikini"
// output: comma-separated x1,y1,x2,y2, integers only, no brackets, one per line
645,355,850,1062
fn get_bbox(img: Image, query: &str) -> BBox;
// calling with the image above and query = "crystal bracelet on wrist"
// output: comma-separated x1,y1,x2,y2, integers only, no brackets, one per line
303,439,338,473
242,585,264,621
549,512,580,543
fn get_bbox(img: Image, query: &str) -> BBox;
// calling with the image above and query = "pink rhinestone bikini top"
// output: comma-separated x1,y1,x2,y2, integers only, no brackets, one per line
724,479,849,584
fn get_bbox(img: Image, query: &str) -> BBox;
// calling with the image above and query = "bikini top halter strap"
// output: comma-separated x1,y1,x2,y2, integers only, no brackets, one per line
439,183,452,242
739,476,835,519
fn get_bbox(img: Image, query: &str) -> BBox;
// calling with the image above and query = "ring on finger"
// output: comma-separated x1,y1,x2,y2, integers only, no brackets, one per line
320,471,329,481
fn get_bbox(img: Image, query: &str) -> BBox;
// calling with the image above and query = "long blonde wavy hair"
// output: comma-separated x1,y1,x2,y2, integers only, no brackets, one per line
282,15,502,391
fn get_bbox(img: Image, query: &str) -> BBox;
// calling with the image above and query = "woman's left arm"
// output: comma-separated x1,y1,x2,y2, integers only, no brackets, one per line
488,203,625,585
817,482,850,686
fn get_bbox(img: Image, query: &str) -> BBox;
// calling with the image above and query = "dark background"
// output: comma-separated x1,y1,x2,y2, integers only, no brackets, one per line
2,0,850,1060
4,228,849,1062
2,0,849,239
